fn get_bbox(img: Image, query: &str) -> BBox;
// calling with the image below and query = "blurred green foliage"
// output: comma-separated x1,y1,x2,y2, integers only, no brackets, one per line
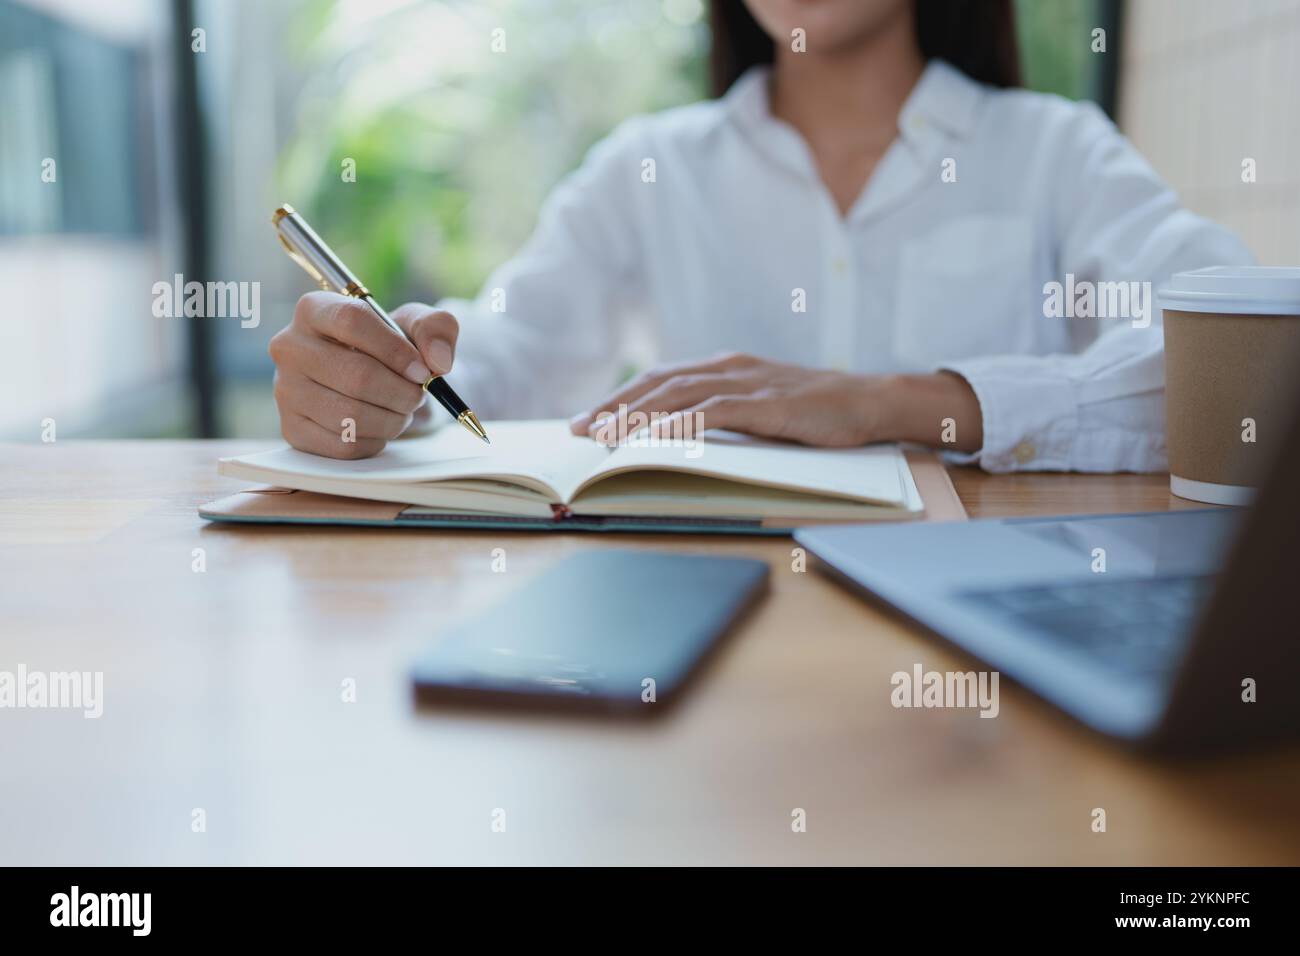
278,0,707,305
1015,0,1101,101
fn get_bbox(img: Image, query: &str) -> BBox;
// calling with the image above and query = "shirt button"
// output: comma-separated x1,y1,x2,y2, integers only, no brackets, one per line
1013,441,1036,464
910,115,927,132
831,258,848,276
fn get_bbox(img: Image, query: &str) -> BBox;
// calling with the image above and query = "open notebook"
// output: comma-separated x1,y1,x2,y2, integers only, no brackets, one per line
217,420,924,526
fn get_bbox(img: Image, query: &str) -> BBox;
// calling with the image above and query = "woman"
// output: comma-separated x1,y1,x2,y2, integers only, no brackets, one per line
268,0,1250,471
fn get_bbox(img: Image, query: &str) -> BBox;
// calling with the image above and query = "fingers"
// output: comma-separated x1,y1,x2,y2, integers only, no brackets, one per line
391,304,459,377
297,292,432,385
587,373,757,443
278,410,387,460
649,395,773,441
269,294,453,460
271,329,425,416
569,352,759,434
275,370,413,442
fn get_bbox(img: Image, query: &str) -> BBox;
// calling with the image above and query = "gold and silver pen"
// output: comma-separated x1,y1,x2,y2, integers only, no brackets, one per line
272,204,488,444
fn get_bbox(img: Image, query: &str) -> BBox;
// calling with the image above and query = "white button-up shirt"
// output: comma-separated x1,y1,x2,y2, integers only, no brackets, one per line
443,59,1252,472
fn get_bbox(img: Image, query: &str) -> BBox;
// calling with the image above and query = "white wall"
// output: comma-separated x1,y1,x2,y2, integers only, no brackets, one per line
1119,0,1300,265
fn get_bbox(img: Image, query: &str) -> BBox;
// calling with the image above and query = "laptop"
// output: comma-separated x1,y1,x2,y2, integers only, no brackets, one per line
795,393,1300,754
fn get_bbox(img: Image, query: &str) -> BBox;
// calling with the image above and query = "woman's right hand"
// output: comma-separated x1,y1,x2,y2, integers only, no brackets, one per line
268,292,459,459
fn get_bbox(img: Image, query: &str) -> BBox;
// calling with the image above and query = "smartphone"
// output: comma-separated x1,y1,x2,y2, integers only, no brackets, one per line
412,550,769,713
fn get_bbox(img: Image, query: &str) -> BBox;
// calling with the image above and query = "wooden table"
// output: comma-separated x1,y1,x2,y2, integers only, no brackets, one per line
2,441,1297,865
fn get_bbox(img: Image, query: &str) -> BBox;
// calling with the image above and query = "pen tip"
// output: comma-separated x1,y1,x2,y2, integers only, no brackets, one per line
459,410,490,444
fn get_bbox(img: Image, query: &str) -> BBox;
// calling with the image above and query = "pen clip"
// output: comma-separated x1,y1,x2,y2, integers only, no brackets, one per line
276,231,334,292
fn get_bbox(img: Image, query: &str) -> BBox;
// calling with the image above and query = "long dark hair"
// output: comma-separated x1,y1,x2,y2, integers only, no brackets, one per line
709,0,1022,97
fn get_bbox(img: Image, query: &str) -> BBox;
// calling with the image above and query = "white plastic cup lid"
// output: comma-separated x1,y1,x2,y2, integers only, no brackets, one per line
1159,266,1300,316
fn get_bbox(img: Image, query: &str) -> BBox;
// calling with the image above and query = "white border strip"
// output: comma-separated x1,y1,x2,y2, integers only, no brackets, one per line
1170,474,1255,507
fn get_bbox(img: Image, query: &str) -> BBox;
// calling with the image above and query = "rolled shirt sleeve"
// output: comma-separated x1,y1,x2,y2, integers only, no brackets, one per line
944,102,1253,473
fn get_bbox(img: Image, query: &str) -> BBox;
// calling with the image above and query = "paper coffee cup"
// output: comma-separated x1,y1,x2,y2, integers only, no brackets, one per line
1159,267,1300,505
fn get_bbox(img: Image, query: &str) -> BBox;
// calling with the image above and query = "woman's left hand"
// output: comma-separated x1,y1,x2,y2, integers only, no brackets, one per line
567,352,983,451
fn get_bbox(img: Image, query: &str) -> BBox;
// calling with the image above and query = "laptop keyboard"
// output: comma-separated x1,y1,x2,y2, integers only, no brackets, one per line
959,575,1216,676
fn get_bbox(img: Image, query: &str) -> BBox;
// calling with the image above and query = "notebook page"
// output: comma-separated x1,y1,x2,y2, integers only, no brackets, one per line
574,430,909,507
219,420,608,501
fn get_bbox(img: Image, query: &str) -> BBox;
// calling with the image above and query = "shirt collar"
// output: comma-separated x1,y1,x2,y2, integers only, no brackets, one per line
722,64,775,127
897,58,984,143
724,57,985,144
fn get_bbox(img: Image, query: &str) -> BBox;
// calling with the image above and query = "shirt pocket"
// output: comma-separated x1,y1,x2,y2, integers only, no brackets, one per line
892,214,1035,369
